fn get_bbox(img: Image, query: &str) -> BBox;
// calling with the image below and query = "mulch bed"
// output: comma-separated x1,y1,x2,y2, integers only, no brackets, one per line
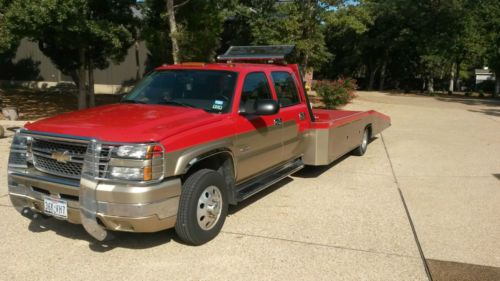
0,89,121,120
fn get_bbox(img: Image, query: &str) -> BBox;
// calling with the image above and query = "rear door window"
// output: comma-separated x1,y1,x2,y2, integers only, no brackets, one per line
271,71,300,107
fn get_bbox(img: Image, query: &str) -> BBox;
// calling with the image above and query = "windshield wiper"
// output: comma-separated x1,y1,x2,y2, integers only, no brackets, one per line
121,99,147,104
159,100,197,108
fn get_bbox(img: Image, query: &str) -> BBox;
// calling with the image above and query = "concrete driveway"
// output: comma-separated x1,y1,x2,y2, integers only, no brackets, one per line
0,92,499,280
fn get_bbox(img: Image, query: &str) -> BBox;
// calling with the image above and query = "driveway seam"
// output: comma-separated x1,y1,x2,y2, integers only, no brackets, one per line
397,175,493,179
327,170,394,178
381,133,433,281
221,230,419,260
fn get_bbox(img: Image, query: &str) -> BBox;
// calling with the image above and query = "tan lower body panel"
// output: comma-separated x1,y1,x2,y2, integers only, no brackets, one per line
303,114,391,166
8,173,181,234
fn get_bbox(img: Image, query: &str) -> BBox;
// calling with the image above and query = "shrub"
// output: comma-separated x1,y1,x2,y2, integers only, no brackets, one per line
313,78,357,109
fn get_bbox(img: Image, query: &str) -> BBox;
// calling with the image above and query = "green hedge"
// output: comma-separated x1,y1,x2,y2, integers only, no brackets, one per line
313,78,357,109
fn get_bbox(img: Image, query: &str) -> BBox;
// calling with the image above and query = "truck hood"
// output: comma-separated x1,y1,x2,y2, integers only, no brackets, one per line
25,103,227,143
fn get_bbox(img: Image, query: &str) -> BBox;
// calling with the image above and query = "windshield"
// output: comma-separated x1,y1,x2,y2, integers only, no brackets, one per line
123,70,238,113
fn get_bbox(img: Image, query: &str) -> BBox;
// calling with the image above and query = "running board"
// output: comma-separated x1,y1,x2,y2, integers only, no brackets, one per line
236,158,304,202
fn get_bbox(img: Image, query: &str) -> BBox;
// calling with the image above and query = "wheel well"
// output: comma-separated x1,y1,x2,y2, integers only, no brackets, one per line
182,152,237,205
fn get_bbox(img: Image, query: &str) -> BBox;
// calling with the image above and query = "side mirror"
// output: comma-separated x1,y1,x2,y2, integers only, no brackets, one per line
239,99,279,115
255,99,279,115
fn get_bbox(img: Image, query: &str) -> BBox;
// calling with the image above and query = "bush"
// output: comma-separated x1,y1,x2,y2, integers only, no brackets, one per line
313,78,357,109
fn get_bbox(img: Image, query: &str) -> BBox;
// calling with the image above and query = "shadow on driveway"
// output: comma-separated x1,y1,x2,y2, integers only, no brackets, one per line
468,108,500,117
26,177,296,252
28,216,177,252
434,96,500,107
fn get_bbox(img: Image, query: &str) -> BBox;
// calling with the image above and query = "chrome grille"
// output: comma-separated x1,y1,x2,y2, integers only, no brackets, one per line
31,138,88,179
30,138,111,180
33,155,83,177
32,139,87,155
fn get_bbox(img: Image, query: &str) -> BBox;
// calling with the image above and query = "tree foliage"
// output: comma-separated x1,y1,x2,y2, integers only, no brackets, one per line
321,0,500,95
1,0,500,102
1,0,137,108
142,0,226,67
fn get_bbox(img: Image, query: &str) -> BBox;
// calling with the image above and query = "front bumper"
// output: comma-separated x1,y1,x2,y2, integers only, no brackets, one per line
8,171,181,240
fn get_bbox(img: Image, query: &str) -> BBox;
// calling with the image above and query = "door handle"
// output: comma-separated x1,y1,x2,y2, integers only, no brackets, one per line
274,118,282,126
299,112,306,120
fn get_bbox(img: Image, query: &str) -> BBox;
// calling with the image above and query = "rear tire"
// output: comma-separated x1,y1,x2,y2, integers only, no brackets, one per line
353,127,370,156
175,169,228,245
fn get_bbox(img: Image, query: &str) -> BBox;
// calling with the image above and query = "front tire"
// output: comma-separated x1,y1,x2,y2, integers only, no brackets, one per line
175,169,228,245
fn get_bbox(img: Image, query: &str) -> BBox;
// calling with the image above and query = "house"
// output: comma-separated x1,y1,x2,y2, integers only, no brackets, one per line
0,38,149,94
475,67,495,88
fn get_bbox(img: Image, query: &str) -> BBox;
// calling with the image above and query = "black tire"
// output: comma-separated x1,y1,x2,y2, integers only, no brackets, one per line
175,169,228,245
352,127,370,156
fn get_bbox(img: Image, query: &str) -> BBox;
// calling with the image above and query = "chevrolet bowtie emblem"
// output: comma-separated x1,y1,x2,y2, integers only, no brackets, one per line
51,150,71,163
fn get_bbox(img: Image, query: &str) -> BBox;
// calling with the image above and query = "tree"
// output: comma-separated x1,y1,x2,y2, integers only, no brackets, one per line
166,0,183,64
143,0,226,65
238,0,334,71
0,0,16,52
322,0,485,93
2,0,137,109
476,0,500,97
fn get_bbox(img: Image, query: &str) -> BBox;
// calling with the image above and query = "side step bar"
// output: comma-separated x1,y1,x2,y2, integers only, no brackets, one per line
235,158,304,202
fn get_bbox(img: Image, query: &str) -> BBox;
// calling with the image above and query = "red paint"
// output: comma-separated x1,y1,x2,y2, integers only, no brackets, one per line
25,63,390,153
310,109,390,129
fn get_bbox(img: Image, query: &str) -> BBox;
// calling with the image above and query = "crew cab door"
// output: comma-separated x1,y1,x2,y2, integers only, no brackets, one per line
234,72,283,182
270,71,309,162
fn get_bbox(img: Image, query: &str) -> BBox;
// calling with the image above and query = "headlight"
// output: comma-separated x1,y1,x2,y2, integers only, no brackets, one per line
113,145,149,159
107,144,164,182
12,133,28,147
8,133,31,168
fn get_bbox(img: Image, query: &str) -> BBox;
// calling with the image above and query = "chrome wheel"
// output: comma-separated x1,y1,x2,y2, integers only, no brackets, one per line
196,185,223,230
361,129,368,151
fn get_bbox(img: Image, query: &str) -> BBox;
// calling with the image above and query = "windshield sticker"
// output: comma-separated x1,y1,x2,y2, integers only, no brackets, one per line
212,100,224,110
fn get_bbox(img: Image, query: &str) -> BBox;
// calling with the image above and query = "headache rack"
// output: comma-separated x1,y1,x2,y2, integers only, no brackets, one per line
217,45,295,64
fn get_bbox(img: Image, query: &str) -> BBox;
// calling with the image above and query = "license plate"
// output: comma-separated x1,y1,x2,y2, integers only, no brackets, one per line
43,197,68,219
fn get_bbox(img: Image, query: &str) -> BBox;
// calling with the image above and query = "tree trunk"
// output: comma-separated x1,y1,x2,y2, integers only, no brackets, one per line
87,63,95,107
448,63,455,93
427,76,434,93
454,60,460,92
378,60,387,91
166,0,180,64
367,67,377,91
77,48,87,110
135,41,141,80
69,70,79,89
302,53,309,74
495,74,500,98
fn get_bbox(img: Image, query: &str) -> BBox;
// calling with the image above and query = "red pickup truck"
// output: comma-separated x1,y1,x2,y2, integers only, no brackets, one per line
7,46,390,245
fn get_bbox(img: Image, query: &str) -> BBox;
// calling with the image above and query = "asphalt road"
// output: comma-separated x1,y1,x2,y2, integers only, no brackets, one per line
1,92,499,280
